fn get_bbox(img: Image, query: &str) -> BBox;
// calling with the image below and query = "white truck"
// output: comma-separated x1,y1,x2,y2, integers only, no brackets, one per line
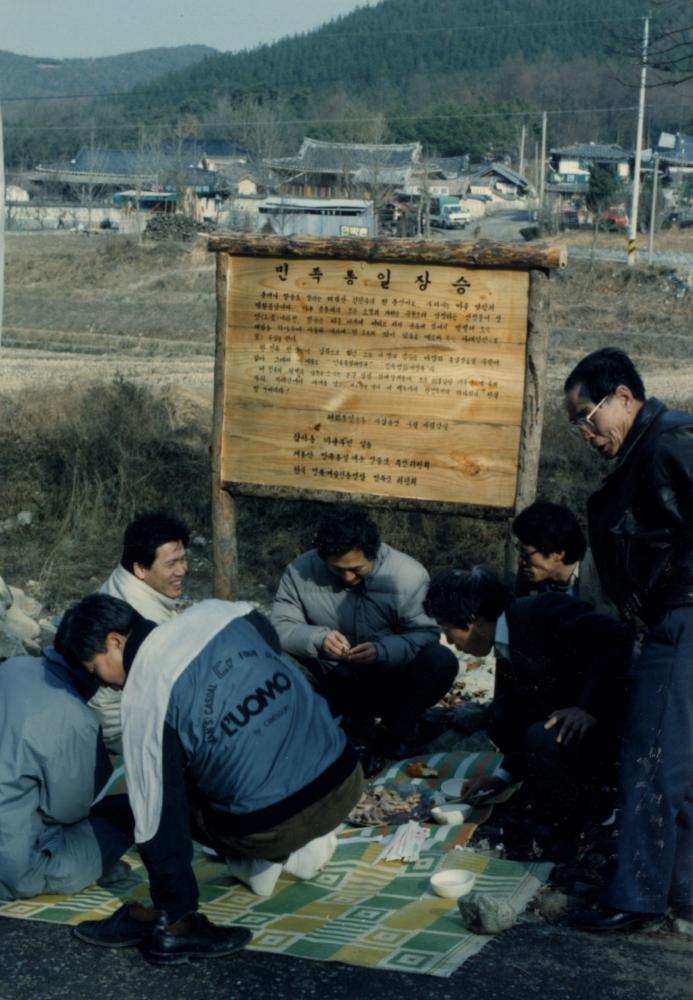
429,196,470,230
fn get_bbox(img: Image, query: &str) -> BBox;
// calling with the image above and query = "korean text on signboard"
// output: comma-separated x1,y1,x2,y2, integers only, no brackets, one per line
220,257,529,507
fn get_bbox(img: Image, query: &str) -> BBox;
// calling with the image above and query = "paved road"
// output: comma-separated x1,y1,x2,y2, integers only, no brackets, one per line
433,209,531,244
1,912,691,1000
439,210,693,269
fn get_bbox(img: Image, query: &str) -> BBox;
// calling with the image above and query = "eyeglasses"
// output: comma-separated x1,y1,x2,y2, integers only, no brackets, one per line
568,395,610,437
514,543,540,563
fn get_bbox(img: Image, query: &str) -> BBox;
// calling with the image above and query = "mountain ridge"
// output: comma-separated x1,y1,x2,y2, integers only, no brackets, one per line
0,45,217,101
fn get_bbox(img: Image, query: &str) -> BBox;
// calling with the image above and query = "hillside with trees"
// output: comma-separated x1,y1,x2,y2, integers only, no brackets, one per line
5,0,692,169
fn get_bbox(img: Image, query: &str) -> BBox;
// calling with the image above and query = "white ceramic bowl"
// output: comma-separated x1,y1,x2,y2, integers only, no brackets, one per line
431,802,473,825
429,869,476,899
440,778,465,800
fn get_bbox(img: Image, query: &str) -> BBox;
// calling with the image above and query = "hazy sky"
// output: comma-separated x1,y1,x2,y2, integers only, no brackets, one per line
0,0,374,59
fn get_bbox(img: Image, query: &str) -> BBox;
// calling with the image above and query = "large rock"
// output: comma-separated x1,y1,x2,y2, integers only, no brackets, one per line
9,586,42,620
0,574,12,613
0,622,25,659
4,605,40,642
458,892,518,934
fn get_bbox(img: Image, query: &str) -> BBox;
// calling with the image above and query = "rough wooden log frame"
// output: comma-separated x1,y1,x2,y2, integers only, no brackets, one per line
208,233,566,271
502,268,551,580
211,253,239,599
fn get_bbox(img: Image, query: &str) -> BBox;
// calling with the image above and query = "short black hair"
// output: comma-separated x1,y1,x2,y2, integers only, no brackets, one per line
314,506,381,561
513,500,587,564
564,347,646,403
425,566,511,629
55,594,142,666
121,512,189,573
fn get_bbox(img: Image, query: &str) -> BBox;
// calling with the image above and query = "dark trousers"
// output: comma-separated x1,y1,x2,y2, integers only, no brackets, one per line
304,642,458,739
189,764,363,862
602,606,693,914
487,708,616,831
88,793,135,874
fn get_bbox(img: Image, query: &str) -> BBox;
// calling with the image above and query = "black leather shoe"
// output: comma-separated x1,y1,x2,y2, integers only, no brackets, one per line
140,913,252,966
72,903,151,948
566,907,662,933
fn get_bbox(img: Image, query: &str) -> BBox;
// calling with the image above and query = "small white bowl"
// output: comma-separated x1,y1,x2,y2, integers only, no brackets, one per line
440,778,465,800
429,869,476,899
431,802,473,825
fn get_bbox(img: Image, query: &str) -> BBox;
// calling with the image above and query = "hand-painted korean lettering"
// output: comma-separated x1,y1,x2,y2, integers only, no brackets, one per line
452,275,471,295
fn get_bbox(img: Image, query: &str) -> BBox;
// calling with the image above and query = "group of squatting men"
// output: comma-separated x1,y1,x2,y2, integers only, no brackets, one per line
0,346,690,964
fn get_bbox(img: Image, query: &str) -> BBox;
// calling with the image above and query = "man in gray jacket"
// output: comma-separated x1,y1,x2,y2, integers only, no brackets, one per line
271,505,458,755
0,648,133,900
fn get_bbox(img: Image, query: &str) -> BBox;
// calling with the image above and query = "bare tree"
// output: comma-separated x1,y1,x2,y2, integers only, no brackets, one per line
616,3,693,88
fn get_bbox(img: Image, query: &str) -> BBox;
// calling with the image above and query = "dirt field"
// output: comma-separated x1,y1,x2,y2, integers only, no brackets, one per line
2,231,692,608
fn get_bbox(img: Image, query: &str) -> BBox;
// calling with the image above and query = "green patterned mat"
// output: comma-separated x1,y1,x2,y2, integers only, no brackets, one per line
0,750,551,977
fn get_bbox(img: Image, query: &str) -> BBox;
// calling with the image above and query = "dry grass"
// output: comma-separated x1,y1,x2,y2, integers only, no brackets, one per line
553,227,693,254
0,378,212,609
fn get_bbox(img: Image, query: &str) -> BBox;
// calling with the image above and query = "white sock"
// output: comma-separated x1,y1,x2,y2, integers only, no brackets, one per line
284,831,338,881
225,857,283,896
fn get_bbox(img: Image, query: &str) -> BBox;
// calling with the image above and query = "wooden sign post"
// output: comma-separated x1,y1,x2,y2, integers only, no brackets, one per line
209,234,566,597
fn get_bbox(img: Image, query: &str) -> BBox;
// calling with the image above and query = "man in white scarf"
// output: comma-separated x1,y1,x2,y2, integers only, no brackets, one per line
90,512,189,751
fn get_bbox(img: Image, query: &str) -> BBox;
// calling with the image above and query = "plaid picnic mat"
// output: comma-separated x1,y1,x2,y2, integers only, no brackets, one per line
0,750,551,977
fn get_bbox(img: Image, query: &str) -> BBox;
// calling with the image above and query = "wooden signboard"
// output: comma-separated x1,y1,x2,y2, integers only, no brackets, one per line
209,234,565,596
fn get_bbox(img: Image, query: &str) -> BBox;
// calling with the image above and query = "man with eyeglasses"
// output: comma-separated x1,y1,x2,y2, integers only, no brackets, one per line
563,346,693,933
512,500,611,612
512,500,584,596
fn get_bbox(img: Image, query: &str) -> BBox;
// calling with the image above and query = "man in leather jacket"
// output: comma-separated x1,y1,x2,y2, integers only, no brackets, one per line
563,347,693,933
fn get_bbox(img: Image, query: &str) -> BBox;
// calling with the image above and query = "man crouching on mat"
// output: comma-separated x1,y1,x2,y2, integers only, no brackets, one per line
56,594,363,966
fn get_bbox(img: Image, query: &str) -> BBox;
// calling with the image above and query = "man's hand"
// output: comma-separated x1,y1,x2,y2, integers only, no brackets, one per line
544,706,597,746
321,630,352,659
459,774,509,804
345,642,378,666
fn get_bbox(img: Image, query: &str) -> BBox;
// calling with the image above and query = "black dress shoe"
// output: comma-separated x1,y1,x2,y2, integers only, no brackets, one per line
566,907,662,933
140,913,252,966
72,903,151,948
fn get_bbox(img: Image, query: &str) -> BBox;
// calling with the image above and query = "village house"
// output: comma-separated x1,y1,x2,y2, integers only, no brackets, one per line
642,131,693,203
545,141,631,204
9,140,261,230
466,162,533,202
264,137,451,200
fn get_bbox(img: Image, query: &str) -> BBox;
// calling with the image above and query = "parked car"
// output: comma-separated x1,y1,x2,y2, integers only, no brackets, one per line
602,205,628,231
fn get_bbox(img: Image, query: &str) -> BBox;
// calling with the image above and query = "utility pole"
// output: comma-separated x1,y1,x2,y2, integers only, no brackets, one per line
136,123,145,240
0,102,4,349
647,152,659,265
87,123,96,232
538,111,547,209
628,15,649,268
519,124,526,179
